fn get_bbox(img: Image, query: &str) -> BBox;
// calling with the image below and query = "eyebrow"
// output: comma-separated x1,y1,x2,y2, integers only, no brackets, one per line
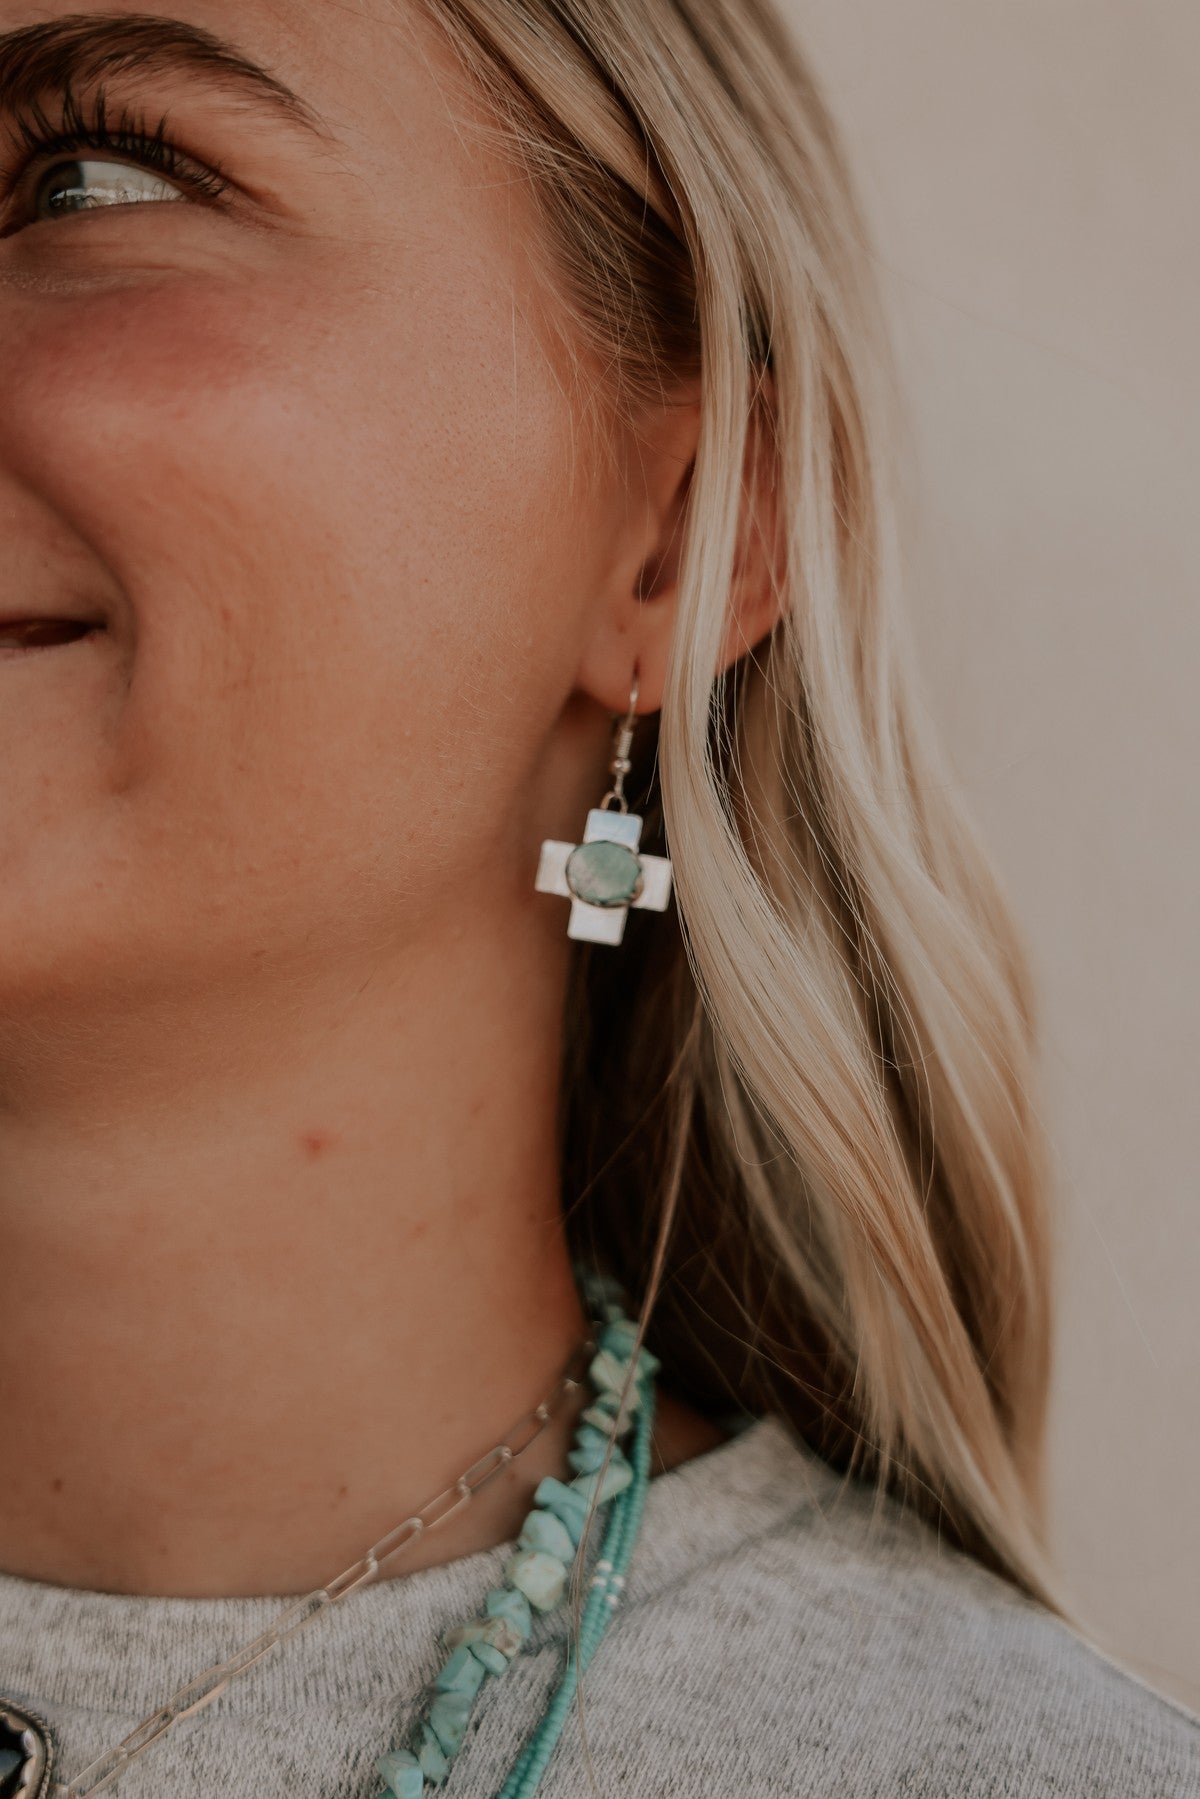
0,12,333,139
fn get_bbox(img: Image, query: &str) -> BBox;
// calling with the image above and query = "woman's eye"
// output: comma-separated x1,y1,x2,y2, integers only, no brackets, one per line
31,157,187,221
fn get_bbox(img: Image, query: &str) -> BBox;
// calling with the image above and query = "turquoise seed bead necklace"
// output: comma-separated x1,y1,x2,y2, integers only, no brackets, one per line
372,1269,658,1797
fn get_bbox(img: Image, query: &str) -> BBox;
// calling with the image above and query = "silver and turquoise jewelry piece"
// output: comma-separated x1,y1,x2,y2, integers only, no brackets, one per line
8,1267,655,1799
0,1694,55,1799
535,672,673,945
21,1321,602,1798
371,1270,658,1798
496,1327,656,1799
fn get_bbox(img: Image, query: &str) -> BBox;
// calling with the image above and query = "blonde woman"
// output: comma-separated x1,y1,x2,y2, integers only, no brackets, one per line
0,2,1194,1797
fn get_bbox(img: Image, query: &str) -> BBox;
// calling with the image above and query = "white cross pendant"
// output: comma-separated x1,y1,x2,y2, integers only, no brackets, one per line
535,806,673,944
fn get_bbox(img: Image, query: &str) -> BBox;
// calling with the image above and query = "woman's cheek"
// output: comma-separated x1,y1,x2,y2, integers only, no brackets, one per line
0,255,585,878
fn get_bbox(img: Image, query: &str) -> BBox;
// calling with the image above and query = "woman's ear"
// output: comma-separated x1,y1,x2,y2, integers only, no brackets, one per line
574,375,784,715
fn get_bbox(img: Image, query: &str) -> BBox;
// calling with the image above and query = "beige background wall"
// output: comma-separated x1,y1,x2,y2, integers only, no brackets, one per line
782,1,1199,1709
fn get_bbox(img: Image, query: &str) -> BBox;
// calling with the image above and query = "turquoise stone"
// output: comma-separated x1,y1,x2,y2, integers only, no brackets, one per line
428,1691,472,1756
581,1384,628,1422
581,1392,636,1434
573,1421,613,1453
417,1723,450,1786
590,1346,659,1393
376,1747,423,1798
564,840,643,907
598,1318,641,1358
468,1637,510,1675
596,1322,661,1378
433,1644,487,1697
566,1420,620,1472
517,1506,577,1563
586,1353,636,1397
504,1547,567,1611
480,1612,525,1660
442,1605,524,1667
570,1456,633,1504
579,1403,626,1432
577,1270,629,1314
566,1436,609,1475
532,1475,590,1544
485,1585,532,1636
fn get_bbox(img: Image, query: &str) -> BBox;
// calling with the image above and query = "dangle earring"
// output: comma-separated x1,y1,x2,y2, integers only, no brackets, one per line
534,670,673,945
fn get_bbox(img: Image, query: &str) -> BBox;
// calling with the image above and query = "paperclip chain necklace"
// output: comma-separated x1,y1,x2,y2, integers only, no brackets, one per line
2,1273,658,1791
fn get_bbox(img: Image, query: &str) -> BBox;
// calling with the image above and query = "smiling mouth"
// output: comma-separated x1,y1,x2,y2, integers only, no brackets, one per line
0,618,105,651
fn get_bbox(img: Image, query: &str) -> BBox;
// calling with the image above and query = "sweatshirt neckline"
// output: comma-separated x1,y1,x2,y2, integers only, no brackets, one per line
0,1413,829,1719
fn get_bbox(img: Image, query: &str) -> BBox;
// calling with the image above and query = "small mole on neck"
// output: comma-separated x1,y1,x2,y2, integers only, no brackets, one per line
299,1128,338,1160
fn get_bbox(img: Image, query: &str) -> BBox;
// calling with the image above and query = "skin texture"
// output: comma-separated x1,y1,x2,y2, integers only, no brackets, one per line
0,0,776,1596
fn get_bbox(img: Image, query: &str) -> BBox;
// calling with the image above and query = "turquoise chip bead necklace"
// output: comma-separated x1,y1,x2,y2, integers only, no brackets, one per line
371,1270,658,1798
32,1268,648,1799
496,1361,654,1799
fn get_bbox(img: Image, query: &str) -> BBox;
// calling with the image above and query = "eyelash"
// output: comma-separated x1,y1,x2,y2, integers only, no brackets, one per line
0,85,232,229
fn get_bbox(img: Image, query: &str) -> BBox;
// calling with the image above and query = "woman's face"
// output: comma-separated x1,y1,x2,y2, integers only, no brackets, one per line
0,1,633,1014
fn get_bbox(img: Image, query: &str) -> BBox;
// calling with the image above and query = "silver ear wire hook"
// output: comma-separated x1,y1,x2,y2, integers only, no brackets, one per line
599,670,640,814
533,663,673,946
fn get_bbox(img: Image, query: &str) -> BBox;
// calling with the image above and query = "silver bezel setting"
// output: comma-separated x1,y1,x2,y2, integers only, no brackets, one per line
0,1697,54,1799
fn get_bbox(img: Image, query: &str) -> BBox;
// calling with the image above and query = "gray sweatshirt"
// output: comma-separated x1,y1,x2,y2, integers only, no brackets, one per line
0,1413,1196,1797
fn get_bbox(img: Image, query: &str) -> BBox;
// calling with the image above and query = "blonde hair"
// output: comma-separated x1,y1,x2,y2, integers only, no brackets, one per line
415,0,1084,1739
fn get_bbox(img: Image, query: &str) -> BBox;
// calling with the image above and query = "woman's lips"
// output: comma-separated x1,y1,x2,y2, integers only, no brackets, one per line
0,618,104,650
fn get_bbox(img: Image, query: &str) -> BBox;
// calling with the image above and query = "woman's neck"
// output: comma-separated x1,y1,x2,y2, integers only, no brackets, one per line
0,908,613,1597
